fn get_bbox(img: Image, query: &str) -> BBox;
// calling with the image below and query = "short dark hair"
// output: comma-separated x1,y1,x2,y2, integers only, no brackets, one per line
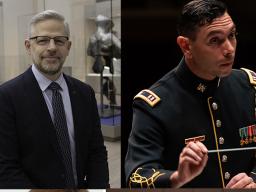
177,0,227,40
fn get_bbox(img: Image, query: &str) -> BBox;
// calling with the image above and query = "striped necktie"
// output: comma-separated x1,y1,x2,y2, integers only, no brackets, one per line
48,82,75,188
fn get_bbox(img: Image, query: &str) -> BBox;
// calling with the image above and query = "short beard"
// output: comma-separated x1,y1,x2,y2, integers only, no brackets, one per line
36,62,63,76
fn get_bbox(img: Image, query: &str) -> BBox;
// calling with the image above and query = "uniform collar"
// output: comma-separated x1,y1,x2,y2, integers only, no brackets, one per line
175,57,220,96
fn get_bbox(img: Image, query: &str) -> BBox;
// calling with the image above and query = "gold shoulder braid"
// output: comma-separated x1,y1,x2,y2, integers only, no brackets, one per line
129,167,165,188
240,67,256,120
241,68,256,86
134,89,161,107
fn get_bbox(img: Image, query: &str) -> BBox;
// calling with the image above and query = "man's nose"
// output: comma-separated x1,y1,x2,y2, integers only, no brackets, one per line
223,39,235,57
47,39,57,50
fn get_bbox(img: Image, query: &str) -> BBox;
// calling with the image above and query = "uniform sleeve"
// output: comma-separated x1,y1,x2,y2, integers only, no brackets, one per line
125,100,174,188
0,89,34,188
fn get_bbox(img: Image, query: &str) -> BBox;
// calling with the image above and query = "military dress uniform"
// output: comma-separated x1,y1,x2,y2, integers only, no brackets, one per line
125,58,256,188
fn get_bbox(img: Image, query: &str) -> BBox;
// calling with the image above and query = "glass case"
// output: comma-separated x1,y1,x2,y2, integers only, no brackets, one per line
77,0,121,142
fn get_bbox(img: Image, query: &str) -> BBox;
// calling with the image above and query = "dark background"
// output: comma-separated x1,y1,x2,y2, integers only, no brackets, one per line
121,0,256,187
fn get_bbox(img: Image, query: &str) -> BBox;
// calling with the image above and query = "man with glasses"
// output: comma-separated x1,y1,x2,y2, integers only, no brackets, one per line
0,10,109,189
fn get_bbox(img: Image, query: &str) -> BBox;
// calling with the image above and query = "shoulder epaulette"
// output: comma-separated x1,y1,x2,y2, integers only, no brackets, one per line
134,89,161,107
241,68,256,86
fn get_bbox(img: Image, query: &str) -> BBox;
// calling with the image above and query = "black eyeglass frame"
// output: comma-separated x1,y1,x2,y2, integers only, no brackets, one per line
29,36,69,45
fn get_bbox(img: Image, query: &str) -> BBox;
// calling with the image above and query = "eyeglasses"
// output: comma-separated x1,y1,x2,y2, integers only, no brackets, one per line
29,36,69,46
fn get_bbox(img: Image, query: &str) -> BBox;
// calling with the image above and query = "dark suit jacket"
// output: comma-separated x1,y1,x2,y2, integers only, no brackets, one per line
0,67,109,189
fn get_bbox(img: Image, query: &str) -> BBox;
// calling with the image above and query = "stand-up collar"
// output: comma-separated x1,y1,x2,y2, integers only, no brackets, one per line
175,58,220,96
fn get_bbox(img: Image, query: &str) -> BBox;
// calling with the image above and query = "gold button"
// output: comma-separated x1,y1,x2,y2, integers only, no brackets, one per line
216,120,222,127
222,155,227,162
219,137,224,144
225,172,230,180
212,102,218,110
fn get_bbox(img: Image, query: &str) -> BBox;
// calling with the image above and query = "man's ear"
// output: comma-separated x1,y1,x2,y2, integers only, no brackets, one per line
67,41,72,51
65,41,72,56
177,36,192,59
24,39,31,55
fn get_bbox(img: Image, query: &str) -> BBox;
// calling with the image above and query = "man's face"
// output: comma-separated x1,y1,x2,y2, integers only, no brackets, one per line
25,19,71,78
188,12,237,80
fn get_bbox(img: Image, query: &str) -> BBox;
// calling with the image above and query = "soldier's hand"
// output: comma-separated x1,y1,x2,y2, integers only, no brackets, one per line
226,173,256,188
170,141,208,188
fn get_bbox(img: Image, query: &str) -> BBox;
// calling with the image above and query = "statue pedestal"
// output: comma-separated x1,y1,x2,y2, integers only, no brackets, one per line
86,73,121,95
100,109,121,141
99,107,120,118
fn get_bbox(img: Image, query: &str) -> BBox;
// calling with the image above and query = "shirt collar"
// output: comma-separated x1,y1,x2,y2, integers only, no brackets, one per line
32,64,65,92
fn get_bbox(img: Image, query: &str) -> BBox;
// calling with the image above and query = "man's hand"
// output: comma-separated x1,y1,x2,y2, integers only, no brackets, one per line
170,141,208,188
226,173,256,188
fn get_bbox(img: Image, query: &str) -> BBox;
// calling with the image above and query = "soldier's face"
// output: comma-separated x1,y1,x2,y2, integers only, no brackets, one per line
188,12,237,80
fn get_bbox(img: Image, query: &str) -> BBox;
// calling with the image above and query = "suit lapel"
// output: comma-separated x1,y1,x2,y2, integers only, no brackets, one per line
63,76,85,138
22,68,62,157
64,75,88,182
64,76,85,145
